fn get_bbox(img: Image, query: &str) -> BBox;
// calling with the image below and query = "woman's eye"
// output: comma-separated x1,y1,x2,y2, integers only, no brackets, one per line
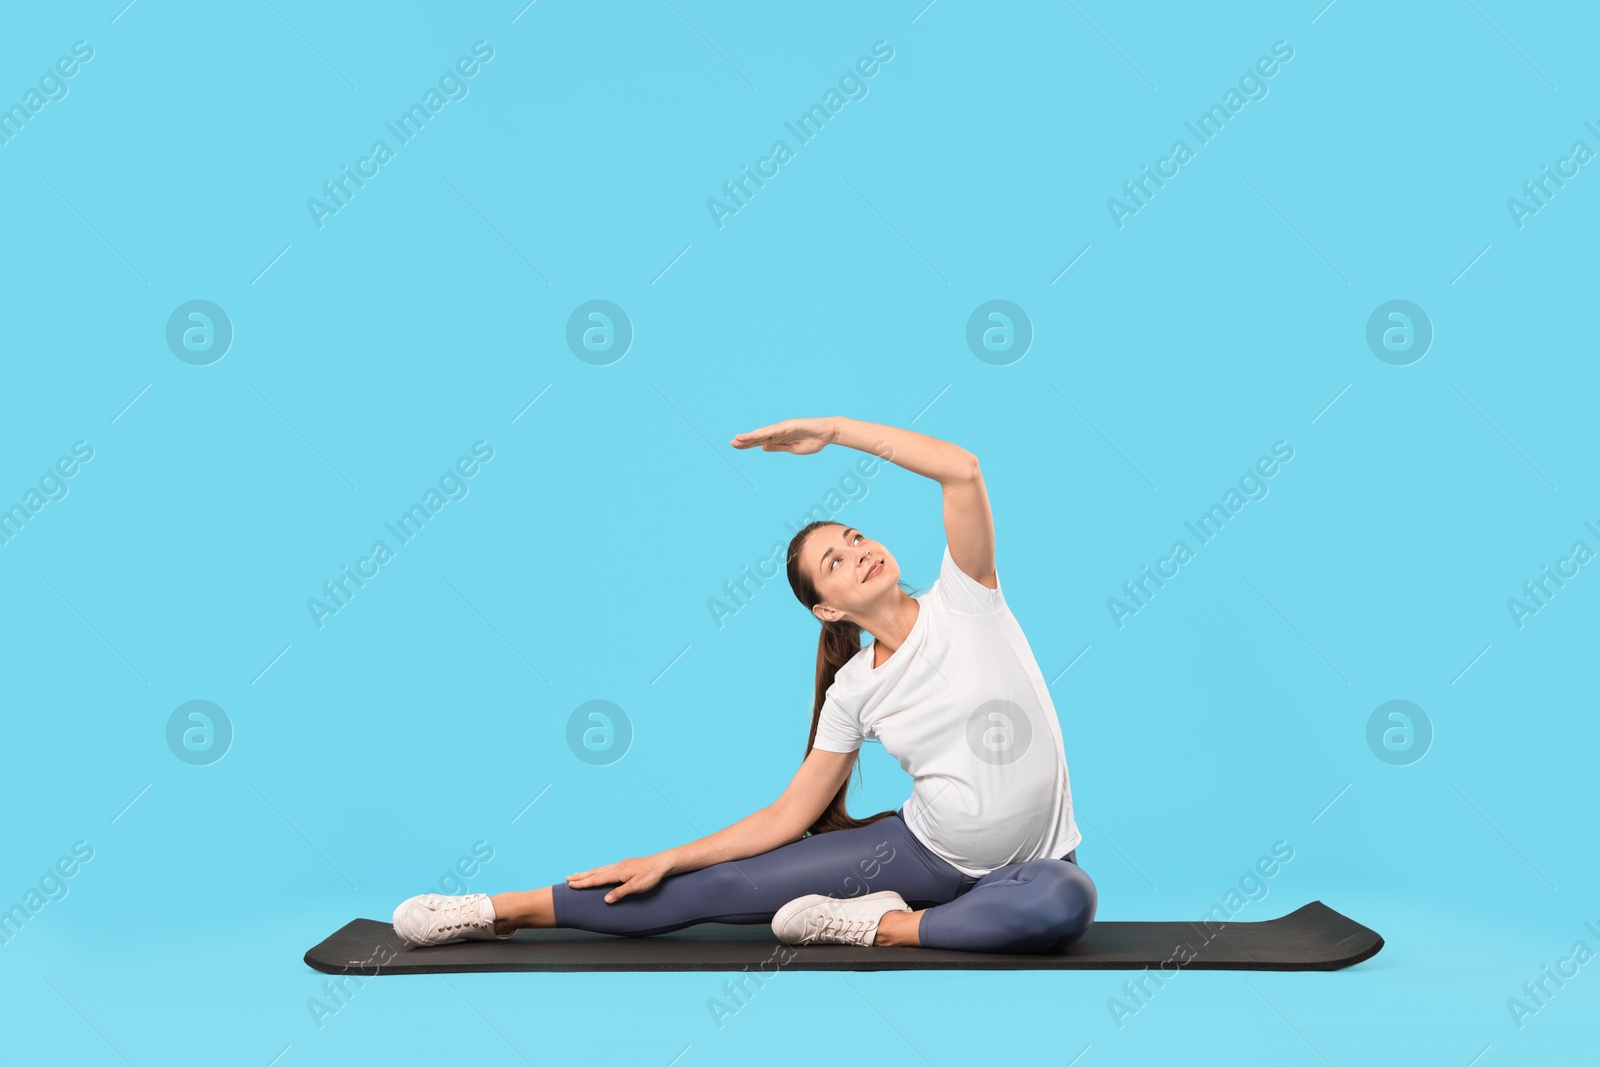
829,534,863,570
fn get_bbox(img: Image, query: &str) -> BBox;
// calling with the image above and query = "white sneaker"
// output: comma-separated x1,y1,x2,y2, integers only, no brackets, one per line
771,890,912,947
392,892,513,948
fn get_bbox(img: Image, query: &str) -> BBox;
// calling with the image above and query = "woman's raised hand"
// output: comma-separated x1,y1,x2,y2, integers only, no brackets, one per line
565,854,675,904
729,417,838,455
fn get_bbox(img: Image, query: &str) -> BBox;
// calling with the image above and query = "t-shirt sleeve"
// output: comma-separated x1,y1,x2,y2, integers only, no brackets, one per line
811,686,864,753
931,542,1003,615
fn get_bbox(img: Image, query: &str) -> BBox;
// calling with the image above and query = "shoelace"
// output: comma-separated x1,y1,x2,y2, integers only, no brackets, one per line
433,897,487,937
804,914,873,945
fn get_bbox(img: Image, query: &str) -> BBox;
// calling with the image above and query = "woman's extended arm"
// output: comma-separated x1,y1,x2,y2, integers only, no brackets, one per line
827,416,978,487
659,806,798,876
730,415,975,485
662,747,856,879
831,417,996,588
730,415,997,588
564,748,858,902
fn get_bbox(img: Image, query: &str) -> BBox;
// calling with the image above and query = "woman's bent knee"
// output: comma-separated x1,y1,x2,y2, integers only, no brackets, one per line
1047,862,1097,946
1011,859,1097,948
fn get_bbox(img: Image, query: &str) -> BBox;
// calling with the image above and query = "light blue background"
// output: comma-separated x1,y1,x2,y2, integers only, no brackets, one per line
2,1,1596,1064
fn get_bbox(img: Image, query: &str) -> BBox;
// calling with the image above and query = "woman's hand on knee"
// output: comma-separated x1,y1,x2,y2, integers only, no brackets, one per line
566,854,673,903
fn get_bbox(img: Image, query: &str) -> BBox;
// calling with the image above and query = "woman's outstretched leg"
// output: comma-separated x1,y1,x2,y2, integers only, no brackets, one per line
915,854,1097,953
485,877,930,945
393,814,956,948
529,812,966,938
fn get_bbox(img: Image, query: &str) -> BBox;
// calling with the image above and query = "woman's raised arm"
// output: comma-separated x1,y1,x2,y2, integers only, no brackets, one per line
730,416,996,588
828,416,976,487
837,417,995,587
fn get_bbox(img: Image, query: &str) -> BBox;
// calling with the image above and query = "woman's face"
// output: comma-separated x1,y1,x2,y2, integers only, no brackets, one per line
804,525,898,623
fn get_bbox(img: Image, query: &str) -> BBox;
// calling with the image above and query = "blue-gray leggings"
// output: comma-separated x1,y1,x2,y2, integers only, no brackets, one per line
549,807,1097,953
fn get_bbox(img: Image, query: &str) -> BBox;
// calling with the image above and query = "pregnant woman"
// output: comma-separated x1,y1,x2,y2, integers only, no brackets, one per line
391,417,1096,953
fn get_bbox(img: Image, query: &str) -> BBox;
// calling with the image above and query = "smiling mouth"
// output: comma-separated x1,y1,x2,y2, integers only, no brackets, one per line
864,559,883,582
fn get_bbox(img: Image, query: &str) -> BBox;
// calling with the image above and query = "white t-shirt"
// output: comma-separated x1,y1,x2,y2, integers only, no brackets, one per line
811,543,1081,877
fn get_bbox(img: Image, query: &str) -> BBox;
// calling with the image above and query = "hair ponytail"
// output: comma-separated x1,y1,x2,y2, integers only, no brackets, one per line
787,521,903,837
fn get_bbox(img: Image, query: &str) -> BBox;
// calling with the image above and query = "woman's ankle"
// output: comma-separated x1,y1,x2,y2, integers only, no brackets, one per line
488,893,521,934
489,887,555,931
873,908,923,948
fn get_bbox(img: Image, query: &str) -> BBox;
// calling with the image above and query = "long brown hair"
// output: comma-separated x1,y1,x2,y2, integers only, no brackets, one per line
785,520,918,836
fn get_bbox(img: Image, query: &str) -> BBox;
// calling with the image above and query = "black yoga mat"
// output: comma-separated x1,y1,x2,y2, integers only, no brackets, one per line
304,900,1382,974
